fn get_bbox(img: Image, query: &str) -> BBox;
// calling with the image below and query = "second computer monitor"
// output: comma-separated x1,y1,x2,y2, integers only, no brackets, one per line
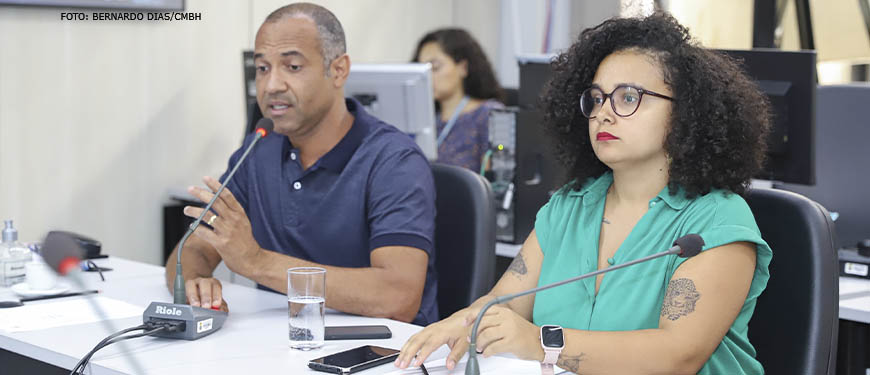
344,63,437,160
718,48,817,185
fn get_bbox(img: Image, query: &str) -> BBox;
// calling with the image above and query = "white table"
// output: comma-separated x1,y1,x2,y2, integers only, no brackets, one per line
0,257,548,374
12,256,861,373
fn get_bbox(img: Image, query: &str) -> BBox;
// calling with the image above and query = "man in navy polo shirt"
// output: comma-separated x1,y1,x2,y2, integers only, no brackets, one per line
164,3,438,325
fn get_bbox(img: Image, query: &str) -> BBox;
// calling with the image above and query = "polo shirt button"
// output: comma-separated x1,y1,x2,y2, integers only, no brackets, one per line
293,181,302,190
290,152,297,161
650,201,657,207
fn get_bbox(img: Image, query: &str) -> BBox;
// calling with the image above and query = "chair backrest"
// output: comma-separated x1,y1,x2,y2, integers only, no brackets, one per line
432,163,496,320
746,188,839,375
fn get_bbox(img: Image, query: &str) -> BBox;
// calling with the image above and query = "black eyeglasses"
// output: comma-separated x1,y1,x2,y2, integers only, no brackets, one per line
580,84,674,118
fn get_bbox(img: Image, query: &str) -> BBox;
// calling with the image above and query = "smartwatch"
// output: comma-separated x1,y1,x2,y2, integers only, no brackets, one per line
540,325,565,375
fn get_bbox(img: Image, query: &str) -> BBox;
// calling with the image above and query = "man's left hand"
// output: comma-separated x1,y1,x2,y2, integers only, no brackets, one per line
183,176,260,274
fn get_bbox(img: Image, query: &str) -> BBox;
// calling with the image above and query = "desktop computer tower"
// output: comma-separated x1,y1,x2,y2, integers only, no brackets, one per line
489,109,564,244
518,55,554,109
489,56,564,244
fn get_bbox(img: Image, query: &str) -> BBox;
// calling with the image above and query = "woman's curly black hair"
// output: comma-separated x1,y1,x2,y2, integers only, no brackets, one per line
541,12,770,197
412,28,504,102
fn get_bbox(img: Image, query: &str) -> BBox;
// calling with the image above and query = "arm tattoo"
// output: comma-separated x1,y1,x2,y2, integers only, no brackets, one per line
506,252,527,278
556,353,585,373
660,278,701,321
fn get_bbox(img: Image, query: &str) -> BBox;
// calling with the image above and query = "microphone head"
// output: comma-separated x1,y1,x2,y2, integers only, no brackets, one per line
254,118,274,137
42,231,86,275
673,234,705,258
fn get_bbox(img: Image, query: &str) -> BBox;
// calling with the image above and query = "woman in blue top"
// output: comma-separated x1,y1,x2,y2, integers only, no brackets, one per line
413,28,504,172
397,13,773,374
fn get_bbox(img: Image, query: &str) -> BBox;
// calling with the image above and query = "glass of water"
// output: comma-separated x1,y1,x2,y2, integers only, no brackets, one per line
287,267,326,350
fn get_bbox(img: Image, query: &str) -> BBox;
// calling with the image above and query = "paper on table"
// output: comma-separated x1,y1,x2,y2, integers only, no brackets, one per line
0,296,142,332
385,354,544,375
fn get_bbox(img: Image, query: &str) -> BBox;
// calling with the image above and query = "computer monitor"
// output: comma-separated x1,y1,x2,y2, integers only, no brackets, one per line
717,48,817,185
344,63,438,160
242,51,259,138
778,85,870,249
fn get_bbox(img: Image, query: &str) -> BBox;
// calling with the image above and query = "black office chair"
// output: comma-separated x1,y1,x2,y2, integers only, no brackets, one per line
746,188,839,375
432,163,496,320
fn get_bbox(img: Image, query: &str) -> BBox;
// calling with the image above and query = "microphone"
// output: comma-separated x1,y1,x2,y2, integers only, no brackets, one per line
43,230,86,275
138,118,273,341
41,231,148,374
173,117,274,304
464,234,705,375
35,120,276,373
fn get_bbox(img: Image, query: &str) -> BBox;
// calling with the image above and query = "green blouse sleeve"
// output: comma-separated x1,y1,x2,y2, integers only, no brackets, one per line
670,191,773,301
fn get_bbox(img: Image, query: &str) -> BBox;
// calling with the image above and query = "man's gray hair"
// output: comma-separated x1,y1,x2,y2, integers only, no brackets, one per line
264,2,346,74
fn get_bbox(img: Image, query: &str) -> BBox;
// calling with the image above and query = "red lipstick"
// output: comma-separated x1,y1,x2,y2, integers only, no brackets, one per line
596,132,619,141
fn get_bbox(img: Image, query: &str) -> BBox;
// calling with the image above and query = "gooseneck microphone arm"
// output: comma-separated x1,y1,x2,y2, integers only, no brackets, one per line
464,234,705,375
173,118,274,304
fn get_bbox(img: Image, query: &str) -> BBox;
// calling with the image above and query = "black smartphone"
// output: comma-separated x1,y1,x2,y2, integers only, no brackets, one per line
324,325,392,340
308,345,399,374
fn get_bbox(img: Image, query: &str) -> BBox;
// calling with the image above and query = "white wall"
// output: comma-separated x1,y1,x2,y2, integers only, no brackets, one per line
0,0,491,265
497,0,619,88
667,0,754,49
250,0,455,63
0,0,252,265
777,0,870,61
0,1,677,266
668,0,870,63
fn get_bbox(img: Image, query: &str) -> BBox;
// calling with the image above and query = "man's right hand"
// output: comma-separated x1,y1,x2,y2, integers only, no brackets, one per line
185,277,229,312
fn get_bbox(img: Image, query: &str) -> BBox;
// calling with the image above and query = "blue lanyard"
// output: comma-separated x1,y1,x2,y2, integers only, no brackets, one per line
436,96,470,147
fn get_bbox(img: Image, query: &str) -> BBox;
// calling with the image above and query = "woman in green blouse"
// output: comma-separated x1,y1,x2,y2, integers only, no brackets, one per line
397,12,772,375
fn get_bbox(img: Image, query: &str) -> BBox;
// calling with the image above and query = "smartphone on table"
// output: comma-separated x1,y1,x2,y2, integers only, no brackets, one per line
308,345,400,374
324,325,392,340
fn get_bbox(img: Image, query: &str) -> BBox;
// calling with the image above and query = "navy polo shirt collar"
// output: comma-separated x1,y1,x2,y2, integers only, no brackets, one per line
285,98,369,173
318,99,368,172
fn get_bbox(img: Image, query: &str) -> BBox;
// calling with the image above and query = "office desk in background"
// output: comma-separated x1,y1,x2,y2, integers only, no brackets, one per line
0,257,547,374
495,242,522,278
838,276,870,374
839,277,870,324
